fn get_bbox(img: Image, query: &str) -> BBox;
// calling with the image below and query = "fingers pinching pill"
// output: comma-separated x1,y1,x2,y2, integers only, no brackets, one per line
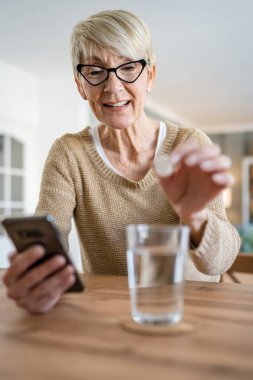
154,155,174,177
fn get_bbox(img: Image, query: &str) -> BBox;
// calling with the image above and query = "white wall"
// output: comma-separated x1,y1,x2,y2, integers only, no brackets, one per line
38,70,91,170
0,62,92,269
0,60,40,266
0,59,40,212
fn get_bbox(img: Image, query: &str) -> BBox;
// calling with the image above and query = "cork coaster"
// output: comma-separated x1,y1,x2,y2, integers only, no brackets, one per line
120,316,198,336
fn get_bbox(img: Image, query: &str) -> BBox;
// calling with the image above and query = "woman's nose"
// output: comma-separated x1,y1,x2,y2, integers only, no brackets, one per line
104,72,124,93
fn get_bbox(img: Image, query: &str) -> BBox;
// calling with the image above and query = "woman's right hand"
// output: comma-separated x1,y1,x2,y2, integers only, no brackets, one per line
2,245,76,314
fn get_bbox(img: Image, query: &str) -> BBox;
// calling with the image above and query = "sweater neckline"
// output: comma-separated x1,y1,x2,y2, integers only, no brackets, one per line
79,121,179,188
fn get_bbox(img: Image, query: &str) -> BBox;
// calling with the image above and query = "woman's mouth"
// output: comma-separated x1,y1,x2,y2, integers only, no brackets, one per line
103,100,130,108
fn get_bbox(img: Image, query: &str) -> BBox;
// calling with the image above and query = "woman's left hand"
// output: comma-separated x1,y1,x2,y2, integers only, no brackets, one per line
154,141,234,230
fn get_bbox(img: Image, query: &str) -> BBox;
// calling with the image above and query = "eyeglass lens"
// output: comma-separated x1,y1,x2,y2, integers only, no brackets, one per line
80,61,145,85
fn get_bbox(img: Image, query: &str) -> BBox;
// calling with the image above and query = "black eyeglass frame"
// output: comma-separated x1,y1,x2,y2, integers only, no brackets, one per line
76,59,147,86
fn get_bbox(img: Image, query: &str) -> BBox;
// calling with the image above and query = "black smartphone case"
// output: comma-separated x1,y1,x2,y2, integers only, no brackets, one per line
2,215,84,292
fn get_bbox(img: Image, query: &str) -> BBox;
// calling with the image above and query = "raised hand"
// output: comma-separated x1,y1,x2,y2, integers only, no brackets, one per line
154,141,234,243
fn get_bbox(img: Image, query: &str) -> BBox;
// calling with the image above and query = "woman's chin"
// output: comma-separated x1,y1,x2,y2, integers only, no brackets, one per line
102,116,134,130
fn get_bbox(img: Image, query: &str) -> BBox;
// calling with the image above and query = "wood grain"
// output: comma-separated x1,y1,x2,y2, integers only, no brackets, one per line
0,271,253,380
224,253,253,283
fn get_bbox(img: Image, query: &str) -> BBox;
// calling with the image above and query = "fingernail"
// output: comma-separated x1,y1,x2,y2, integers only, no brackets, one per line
34,245,45,256
170,154,180,165
185,155,197,166
213,173,234,185
200,161,213,169
66,265,75,274
69,275,76,285
58,256,67,265
213,173,225,183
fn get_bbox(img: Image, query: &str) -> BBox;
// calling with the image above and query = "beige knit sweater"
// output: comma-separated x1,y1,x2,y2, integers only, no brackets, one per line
36,121,240,281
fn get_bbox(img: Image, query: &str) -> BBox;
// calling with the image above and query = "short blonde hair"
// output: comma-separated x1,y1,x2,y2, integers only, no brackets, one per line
71,9,156,77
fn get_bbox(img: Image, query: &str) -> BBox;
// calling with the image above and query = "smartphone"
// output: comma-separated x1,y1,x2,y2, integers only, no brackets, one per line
2,215,84,292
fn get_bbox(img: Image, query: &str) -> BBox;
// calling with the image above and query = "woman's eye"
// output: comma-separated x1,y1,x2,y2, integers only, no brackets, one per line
122,65,135,71
89,69,104,76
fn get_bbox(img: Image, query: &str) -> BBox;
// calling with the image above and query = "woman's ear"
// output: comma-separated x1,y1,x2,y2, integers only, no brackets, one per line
75,77,87,100
147,64,156,93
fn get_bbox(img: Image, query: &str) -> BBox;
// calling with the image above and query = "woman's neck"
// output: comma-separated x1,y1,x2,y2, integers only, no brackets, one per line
97,117,160,181
98,118,159,165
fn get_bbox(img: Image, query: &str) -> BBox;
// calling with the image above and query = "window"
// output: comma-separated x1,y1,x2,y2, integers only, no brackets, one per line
242,157,253,225
0,135,25,220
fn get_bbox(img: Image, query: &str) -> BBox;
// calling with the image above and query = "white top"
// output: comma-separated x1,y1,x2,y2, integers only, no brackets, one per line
89,121,166,177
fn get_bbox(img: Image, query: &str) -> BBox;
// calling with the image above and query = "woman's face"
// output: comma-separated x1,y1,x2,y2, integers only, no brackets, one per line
76,52,156,129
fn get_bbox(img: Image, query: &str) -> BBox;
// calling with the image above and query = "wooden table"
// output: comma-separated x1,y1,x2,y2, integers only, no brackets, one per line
0,271,253,380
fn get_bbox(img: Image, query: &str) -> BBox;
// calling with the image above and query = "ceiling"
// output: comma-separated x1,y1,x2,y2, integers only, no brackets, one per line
0,0,253,131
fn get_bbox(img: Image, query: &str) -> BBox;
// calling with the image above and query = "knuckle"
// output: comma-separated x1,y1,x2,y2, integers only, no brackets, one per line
7,289,16,299
49,275,64,290
39,303,54,314
48,289,60,299
43,274,61,292
31,264,50,283
52,275,71,293
36,280,50,294
37,296,58,314
21,297,47,314
15,298,25,308
26,269,38,283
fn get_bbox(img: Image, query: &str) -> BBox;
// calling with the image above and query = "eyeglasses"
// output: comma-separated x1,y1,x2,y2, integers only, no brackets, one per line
76,59,147,86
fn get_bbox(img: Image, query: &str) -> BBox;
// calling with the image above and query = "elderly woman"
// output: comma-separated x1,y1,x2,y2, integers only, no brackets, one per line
3,10,240,313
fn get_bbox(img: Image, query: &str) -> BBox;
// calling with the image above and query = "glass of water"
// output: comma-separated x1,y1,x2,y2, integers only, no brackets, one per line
127,224,189,325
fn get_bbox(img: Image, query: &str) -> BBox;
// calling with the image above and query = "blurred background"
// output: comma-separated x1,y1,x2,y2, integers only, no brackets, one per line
0,0,253,267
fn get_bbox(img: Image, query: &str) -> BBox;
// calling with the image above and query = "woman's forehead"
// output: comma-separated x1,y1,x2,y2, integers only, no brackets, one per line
84,50,134,65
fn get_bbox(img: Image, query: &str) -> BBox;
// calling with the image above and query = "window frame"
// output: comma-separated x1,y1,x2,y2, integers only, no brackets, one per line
0,134,25,219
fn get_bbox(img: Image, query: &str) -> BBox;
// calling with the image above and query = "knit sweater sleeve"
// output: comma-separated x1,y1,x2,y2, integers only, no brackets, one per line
35,137,76,252
177,127,241,275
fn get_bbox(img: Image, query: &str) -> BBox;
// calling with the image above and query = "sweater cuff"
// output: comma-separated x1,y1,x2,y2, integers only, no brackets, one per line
189,210,223,274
